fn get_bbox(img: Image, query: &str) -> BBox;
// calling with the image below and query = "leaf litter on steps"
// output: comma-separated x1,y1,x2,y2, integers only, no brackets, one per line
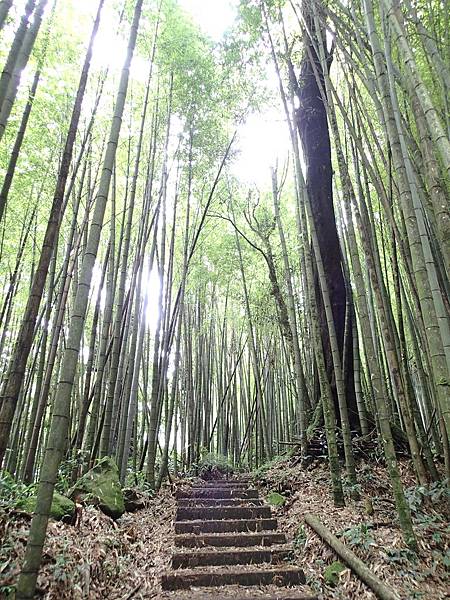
2,466,448,599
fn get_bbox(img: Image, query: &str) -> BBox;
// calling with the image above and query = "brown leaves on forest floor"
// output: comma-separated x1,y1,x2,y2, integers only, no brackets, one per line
1,465,449,600
0,484,176,599
257,457,450,600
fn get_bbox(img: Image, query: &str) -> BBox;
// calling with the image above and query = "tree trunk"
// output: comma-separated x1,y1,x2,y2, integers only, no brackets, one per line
292,4,358,431
16,3,142,596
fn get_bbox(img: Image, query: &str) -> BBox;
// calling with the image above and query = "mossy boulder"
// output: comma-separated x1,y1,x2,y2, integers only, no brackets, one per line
69,457,124,519
266,491,286,507
18,491,75,521
323,561,346,586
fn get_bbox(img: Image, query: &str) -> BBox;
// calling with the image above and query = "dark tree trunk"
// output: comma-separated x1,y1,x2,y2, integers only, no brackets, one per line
293,9,359,430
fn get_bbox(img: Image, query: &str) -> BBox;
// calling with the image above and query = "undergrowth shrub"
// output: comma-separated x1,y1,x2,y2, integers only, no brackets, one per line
252,454,289,480
0,471,36,510
194,452,233,479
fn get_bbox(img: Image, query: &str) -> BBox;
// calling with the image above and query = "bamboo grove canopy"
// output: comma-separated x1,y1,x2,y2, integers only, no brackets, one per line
0,0,448,596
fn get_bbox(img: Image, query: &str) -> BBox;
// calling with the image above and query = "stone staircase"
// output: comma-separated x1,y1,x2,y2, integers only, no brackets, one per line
161,477,318,599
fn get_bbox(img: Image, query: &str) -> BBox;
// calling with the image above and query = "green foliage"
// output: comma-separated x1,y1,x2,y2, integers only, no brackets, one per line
126,470,155,496
56,453,86,493
52,552,70,584
405,480,449,514
293,524,307,551
0,471,36,510
238,1,263,38
194,452,234,478
382,547,423,583
441,549,450,569
0,471,74,519
342,477,362,500
0,585,14,598
252,454,287,479
341,522,375,551
383,547,417,565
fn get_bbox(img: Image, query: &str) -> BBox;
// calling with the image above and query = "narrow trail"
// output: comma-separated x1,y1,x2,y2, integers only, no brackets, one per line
161,476,318,599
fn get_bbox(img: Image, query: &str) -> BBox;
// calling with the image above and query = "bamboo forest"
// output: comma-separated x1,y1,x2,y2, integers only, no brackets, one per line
0,0,448,598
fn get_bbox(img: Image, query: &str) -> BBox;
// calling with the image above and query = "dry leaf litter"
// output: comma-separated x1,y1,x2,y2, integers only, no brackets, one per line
1,461,449,600
1,485,175,599
256,456,449,600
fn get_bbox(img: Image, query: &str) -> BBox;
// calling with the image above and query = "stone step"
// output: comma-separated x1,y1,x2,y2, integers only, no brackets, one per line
176,488,259,499
200,477,253,482
161,565,306,591
175,518,277,534
201,481,249,487
175,531,287,548
176,506,271,521
172,547,292,569
164,591,317,600
177,498,263,507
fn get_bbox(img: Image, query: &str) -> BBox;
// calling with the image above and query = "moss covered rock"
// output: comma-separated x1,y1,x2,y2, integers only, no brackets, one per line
69,456,124,519
266,491,286,507
323,561,346,586
18,491,75,521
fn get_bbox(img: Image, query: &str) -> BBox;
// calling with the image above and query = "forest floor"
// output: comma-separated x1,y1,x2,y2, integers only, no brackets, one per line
1,456,449,599
255,455,449,600
0,490,175,599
